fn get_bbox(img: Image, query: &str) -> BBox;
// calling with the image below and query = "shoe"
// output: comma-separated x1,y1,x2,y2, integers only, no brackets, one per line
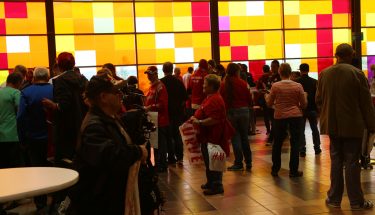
227,165,244,171
299,152,306,157
315,149,322,155
325,198,341,208
203,189,224,195
289,171,303,177
271,171,278,177
351,200,374,210
246,165,252,172
201,183,210,190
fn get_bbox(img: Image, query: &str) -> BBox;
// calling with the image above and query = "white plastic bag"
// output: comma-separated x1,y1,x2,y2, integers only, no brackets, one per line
208,143,226,172
179,121,204,164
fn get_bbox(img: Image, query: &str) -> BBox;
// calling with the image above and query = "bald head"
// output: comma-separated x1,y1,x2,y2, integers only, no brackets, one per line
335,43,354,64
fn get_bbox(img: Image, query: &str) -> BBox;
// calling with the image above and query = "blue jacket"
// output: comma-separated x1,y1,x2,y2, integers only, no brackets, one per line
17,83,53,141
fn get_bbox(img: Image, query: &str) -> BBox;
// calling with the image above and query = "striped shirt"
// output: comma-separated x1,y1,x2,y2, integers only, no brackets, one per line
267,80,306,119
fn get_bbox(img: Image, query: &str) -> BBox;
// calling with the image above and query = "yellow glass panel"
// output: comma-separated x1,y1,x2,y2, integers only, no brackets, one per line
114,3,133,18
266,44,283,59
230,32,247,46
114,50,135,65
264,15,282,29
137,34,155,49
300,1,332,14
8,54,30,68
247,17,267,29
194,47,211,62
362,42,367,55
175,33,193,47
114,18,134,32
27,3,45,18
154,3,172,17
0,37,6,52
0,71,8,84
92,3,113,18
55,19,74,34
284,1,299,15
218,2,229,16
284,15,300,29
333,14,350,28
138,66,150,92
301,59,318,72
366,28,375,41
173,17,192,32
155,17,173,32
135,3,155,17
192,33,211,48
366,13,375,26
53,2,72,18
6,19,46,34
137,49,156,65
0,3,4,18
73,19,94,33
285,30,316,44
74,36,95,50
299,14,316,28
248,32,265,46
265,31,283,46
249,45,266,60
156,49,174,64
229,16,246,30
173,3,191,16
228,2,246,16
220,47,231,61
301,44,317,58
55,36,75,52
333,29,351,43
94,35,114,51
96,51,115,66
72,3,92,18
114,35,135,50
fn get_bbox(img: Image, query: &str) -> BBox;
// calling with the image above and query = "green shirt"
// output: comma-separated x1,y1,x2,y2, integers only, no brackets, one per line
0,86,20,142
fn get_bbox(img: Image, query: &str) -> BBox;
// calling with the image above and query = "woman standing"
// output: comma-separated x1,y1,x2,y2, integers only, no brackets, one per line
220,63,253,171
191,74,234,195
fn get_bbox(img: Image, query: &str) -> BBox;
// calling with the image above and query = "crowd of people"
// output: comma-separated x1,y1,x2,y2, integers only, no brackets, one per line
0,43,375,214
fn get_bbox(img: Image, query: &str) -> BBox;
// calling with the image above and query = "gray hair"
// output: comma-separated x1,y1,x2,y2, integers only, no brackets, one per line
33,67,49,81
204,74,221,92
174,67,181,74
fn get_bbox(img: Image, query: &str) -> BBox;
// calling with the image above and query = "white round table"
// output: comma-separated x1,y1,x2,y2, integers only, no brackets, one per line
0,167,79,203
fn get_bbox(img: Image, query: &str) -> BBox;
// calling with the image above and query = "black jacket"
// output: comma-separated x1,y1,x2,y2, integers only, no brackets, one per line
160,75,187,120
296,74,318,111
68,107,142,215
53,70,87,160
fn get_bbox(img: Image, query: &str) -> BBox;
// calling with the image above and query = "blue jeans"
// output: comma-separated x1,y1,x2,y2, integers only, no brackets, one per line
228,107,252,167
300,111,321,152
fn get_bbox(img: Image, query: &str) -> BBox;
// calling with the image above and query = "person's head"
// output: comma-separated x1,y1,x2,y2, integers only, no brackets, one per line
216,64,225,75
208,60,216,69
203,74,220,95
241,63,248,73
174,67,181,76
14,65,27,78
278,63,292,79
6,72,23,89
271,60,280,74
187,67,194,74
102,63,115,75
85,74,123,116
97,68,112,77
25,68,34,82
226,63,241,77
263,65,270,73
290,71,301,81
199,59,208,71
57,52,75,72
298,63,309,74
145,66,158,83
162,62,173,75
335,43,354,64
127,76,138,86
33,67,49,83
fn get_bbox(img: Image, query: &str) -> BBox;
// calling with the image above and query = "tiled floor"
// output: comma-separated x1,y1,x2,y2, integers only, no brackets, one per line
6,121,375,214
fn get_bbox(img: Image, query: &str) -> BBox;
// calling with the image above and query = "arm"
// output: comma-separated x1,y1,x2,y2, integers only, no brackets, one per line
315,72,323,113
16,91,26,142
298,85,307,109
53,78,73,113
266,85,276,107
191,116,219,126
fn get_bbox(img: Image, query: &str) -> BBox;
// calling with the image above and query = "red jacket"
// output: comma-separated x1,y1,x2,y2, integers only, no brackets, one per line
145,81,169,127
188,69,208,107
220,77,252,109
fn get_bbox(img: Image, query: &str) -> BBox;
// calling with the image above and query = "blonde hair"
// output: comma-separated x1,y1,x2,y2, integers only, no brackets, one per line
279,63,292,78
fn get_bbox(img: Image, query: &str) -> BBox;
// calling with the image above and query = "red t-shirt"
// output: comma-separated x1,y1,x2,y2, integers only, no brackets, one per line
188,69,208,107
194,92,231,156
145,80,169,127
220,77,252,109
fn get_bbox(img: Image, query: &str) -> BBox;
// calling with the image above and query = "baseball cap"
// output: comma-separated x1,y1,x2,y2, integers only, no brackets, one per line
144,66,158,75
298,63,309,72
86,74,122,100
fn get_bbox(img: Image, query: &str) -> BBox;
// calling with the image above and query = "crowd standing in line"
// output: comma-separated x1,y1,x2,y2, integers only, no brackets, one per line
1,43,375,214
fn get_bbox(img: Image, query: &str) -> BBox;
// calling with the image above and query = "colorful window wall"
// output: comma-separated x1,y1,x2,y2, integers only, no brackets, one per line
0,2,49,83
361,0,375,78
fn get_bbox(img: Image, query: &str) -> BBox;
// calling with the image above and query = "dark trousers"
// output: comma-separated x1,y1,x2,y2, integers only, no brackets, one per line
228,107,252,167
156,126,169,169
266,108,275,142
272,117,303,174
300,111,321,152
0,142,23,168
25,139,49,209
261,104,272,133
201,143,223,191
327,137,364,206
169,118,184,161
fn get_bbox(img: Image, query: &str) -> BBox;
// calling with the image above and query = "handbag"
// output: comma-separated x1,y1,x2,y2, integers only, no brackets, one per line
207,143,226,172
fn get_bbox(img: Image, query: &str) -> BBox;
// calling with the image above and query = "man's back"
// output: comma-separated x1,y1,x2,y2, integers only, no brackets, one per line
160,75,187,118
0,87,20,142
316,63,375,138
188,69,208,106
297,75,317,111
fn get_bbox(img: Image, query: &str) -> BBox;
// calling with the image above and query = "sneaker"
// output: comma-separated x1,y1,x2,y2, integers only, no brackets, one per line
271,171,278,177
351,200,374,210
246,165,252,172
227,165,244,171
201,183,210,190
325,198,341,208
299,152,306,157
315,148,322,155
203,189,224,196
289,171,303,177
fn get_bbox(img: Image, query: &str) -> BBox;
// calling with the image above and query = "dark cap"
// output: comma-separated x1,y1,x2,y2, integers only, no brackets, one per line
199,59,208,71
85,74,121,100
144,66,158,75
298,63,309,72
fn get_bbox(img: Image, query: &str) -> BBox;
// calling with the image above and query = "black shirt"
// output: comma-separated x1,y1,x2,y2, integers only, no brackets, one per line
296,74,317,111
160,75,187,119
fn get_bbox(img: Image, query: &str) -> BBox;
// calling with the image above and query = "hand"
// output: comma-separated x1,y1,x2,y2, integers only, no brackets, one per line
143,106,151,112
190,116,200,125
139,145,148,163
42,98,57,110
